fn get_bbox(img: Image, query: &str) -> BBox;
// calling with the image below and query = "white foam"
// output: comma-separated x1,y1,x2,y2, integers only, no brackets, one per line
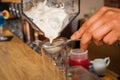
25,1,69,43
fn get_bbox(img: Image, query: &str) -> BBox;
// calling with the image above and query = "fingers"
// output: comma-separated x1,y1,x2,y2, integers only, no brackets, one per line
71,6,109,40
91,10,120,44
92,22,112,42
80,18,113,51
79,23,109,51
71,6,120,51
79,7,113,51
80,30,92,51
103,31,118,45
85,7,109,26
80,17,119,51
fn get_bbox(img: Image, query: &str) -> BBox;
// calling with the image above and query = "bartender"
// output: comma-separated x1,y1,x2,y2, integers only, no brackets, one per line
71,6,120,51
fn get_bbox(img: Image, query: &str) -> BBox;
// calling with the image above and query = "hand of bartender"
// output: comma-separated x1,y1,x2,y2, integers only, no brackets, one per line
71,6,120,51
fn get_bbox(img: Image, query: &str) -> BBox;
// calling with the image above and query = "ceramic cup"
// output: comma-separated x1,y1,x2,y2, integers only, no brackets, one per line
90,57,110,76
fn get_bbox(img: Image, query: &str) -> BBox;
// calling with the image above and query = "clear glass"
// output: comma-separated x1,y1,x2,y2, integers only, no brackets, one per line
41,37,68,71
22,0,80,35
67,66,100,80
0,15,7,41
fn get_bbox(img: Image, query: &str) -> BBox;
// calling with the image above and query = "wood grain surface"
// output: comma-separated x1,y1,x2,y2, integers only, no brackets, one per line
0,28,65,80
1,0,21,3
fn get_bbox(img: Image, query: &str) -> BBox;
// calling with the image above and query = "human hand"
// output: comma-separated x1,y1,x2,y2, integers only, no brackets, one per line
71,6,120,51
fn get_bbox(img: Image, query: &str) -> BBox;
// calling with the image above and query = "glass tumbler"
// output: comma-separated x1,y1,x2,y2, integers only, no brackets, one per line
66,66,100,80
41,37,68,72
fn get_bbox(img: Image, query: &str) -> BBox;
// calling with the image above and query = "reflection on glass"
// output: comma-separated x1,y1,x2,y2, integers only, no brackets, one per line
67,66,100,80
41,37,68,71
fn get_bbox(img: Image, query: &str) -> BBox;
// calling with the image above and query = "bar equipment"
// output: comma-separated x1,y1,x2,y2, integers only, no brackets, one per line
9,3,22,18
21,0,80,42
21,0,80,73
42,37,68,72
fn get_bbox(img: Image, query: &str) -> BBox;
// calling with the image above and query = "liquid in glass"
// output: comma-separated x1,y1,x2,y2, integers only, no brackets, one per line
69,49,89,70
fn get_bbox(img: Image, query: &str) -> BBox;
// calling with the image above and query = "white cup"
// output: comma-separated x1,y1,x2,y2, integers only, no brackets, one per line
90,57,110,76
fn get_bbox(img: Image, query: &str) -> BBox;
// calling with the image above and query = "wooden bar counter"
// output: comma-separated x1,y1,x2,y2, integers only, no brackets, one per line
0,28,64,80
0,28,119,80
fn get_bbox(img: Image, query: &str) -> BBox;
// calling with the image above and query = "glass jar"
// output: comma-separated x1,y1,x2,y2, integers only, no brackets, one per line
69,49,89,70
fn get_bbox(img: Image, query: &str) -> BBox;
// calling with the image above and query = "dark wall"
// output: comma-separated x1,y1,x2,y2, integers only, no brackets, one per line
104,0,120,8
0,2,9,11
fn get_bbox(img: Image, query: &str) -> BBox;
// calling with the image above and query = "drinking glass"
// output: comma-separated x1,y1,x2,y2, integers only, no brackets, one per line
69,49,89,70
41,37,68,71
66,66,100,80
0,15,7,41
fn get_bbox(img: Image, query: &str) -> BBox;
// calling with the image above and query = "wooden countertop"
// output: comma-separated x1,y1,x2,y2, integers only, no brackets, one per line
0,28,64,80
105,70,119,80
1,0,21,3
0,28,118,80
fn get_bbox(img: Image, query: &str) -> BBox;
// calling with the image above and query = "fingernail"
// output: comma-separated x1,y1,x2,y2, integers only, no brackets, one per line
71,34,75,39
